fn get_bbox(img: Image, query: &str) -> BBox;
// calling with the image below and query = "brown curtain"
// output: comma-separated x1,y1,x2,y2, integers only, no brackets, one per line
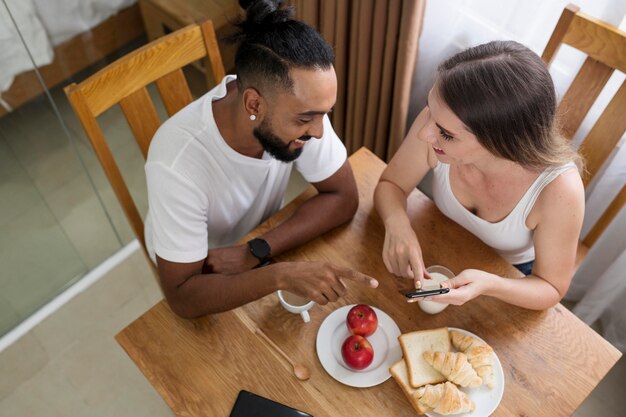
293,0,426,161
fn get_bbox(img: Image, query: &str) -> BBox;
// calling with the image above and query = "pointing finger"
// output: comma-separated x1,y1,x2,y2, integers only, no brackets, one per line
409,258,423,289
336,266,378,288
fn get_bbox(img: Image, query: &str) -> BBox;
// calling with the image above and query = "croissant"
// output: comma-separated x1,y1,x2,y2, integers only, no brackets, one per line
423,351,482,388
450,331,495,388
415,381,476,415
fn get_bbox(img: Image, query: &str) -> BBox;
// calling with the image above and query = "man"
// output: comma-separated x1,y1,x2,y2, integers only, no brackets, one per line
144,0,377,318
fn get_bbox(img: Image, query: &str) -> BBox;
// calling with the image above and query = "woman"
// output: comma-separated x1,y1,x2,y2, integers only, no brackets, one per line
374,41,585,310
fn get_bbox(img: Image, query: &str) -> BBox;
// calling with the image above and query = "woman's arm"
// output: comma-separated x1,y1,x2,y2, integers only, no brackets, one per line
374,108,437,283
431,169,585,310
517,168,585,304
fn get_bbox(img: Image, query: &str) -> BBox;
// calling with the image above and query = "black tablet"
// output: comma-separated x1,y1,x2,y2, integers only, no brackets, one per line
229,390,314,417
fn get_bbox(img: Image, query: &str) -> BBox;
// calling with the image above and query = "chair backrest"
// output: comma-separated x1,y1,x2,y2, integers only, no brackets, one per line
542,4,626,247
65,20,225,255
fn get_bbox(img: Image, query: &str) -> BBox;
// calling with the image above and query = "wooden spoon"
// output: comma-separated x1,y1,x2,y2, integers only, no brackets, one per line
255,327,311,381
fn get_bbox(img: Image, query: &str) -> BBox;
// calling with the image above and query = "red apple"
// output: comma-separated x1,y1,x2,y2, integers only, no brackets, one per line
346,304,378,337
341,335,374,370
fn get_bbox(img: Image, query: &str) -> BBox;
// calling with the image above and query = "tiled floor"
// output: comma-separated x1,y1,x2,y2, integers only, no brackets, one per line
0,247,624,416
0,249,173,417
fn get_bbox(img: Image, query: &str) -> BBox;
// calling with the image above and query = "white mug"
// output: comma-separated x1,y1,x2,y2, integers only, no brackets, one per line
277,290,315,323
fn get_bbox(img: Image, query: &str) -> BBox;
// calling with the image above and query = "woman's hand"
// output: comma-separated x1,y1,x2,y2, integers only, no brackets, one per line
425,269,497,305
382,217,428,287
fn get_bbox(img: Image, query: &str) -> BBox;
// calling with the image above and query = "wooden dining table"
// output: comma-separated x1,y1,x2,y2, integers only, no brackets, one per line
116,147,621,416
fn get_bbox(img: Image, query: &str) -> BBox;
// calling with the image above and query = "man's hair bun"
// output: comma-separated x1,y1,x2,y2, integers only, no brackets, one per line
232,0,334,95
238,0,255,9
238,0,293,30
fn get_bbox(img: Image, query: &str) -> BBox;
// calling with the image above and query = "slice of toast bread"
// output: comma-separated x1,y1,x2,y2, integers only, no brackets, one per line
389,359,431,415
399,327,450,388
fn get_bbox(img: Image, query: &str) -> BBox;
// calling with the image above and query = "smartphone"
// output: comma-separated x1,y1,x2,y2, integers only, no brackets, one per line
401,287,450,299
229,390,314,417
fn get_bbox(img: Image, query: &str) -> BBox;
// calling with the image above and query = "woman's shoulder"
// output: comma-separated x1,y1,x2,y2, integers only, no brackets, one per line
533,166,585,222
542,165,584,197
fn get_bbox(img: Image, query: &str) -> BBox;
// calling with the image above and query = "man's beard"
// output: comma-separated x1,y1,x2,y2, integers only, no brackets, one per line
253,118,310,162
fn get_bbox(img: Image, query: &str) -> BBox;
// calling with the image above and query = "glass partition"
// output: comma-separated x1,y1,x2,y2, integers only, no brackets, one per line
0,0,148,337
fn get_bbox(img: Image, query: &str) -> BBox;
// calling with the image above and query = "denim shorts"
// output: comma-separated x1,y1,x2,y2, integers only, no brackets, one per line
514,260,534,276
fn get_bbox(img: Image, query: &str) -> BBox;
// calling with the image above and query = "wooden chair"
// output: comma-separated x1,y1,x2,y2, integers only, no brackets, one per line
65,20,226,257
542,4,626,266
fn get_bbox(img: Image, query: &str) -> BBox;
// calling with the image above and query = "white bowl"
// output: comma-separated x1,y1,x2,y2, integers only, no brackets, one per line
417,265,454,315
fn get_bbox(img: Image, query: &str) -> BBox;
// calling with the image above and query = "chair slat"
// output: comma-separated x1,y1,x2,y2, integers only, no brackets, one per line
583,183,626,247
119,87,161,159
200,20,226,85
558,57,613,139
65,85,146,250
544,5,626,256
542,4,579,64
156,69,193,117
81,24,207,116
564,11,626,73
578,81,626,187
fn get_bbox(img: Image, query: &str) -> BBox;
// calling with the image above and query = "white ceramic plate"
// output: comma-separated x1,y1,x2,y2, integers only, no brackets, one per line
426,327,505,417
316,304,402,388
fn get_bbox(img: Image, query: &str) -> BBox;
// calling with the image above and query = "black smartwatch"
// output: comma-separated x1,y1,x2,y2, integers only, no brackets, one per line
247,238,271,266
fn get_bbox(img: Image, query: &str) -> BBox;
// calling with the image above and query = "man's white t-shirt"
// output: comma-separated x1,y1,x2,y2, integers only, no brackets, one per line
144,75,347,263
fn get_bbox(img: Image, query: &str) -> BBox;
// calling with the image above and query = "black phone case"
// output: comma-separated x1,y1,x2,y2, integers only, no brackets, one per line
229,390,314,417
401,287,450,298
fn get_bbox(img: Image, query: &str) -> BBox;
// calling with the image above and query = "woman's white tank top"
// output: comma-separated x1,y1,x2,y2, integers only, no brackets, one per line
432,162,576,265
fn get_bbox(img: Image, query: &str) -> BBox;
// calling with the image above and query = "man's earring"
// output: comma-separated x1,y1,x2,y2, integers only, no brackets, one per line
249,114,257,121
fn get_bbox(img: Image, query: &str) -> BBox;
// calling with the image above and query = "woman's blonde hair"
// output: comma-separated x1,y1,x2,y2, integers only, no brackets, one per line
437,40,582,171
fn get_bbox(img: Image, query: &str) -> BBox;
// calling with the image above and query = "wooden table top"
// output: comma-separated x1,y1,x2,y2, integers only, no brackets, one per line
116,147,621,416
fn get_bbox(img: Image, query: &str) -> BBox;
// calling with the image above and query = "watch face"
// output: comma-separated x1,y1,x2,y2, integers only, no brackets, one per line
249,238,271,259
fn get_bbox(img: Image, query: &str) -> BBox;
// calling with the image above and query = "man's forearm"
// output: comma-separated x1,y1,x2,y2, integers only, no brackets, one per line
166,265,281,318
169,190,358,317
163,256,375,318
260,190,358,257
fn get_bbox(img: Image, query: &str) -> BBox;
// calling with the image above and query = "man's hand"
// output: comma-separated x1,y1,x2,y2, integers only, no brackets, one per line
275,261,379,305
204,244,258,274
